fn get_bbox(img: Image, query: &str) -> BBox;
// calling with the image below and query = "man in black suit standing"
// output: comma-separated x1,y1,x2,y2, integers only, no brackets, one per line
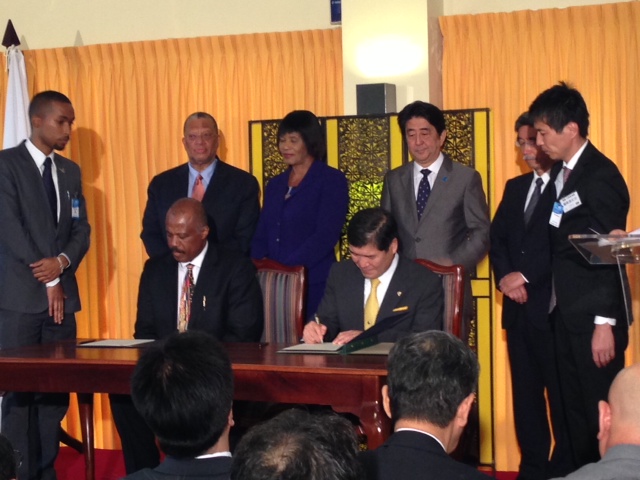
124,331,234,480
302,207,443,345
141,111,260,256
0,90,91,480
528,82,631,468
490,113,571,479
359,330,488,480
112,197,263,474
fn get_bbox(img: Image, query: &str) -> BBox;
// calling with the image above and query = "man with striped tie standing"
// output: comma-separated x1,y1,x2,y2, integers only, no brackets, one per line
490,112,571,480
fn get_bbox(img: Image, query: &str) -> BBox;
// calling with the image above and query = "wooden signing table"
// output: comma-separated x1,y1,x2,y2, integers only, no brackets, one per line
0,340,390,480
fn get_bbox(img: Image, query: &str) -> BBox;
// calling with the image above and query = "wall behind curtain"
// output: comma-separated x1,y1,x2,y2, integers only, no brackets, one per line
440,2,640,471
0,28,343,448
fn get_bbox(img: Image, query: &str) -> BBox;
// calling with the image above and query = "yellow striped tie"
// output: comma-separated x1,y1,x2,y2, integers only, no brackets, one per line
364,278,381,330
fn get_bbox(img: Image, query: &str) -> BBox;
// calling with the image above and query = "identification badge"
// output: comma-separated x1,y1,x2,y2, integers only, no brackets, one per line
559,191,582,212
71,197,80,219
549,202,563,228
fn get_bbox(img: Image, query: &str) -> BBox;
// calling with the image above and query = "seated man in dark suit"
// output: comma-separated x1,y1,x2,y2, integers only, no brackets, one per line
231,409,363,480
360,331,488,480
112,197,263,474
124,331,234,480
303,207,443,345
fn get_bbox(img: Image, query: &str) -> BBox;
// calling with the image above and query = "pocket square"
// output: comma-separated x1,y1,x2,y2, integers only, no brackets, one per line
392,306,409,313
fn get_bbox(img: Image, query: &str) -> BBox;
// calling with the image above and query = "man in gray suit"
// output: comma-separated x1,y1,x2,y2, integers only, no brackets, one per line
381,101,490,333
303,208,443,345
550,363,640,480
0,91,90,480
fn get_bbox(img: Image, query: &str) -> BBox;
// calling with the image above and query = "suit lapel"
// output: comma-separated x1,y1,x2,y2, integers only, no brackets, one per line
19,143,58,233
190,246,217,327
419,156,452,224
53,155,69,233
377,258,408,320
398,164,418,229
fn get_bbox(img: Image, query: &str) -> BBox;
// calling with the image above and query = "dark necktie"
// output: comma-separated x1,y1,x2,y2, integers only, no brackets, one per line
42,157,57,225
524,177,544,226
416,169,431,220
562,166,572,185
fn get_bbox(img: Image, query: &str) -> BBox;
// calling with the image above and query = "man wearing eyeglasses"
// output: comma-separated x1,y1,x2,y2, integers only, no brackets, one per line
141,112,260,257
490,113,572,479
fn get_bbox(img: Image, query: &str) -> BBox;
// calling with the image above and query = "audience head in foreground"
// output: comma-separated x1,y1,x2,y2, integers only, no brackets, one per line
127,331,234,479
550,363,640,479
360,331,486,480
0,434,17,480
231,409,363,480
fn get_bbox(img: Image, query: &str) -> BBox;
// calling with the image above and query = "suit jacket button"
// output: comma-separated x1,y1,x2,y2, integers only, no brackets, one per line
415,237,422,243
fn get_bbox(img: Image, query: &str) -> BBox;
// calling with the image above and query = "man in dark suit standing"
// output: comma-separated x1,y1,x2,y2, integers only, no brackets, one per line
529,82,631,468
303,207,443,345
124,331,234,480
359,331,488,480
141,111,260,256
381,101,490,336
0,90,91,480
490,113,571,479
112,198,263,474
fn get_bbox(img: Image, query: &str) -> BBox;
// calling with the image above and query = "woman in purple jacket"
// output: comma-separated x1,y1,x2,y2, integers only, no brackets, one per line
251,110,349,318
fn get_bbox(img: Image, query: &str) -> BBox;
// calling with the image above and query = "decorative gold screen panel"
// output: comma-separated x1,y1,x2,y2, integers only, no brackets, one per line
249,110,494,467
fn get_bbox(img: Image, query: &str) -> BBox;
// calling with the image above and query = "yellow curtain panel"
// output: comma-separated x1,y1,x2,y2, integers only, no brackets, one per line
0,28,343,449
441,2,640,472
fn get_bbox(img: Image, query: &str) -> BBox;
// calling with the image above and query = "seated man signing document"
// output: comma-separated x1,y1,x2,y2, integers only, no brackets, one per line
303,208,443,345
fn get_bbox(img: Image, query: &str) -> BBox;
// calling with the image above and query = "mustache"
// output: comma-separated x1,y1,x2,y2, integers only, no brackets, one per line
170,247,184,254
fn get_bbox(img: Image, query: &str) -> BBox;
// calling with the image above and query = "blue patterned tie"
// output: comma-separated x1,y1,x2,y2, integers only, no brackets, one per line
416,169,431,220
42,157,57,225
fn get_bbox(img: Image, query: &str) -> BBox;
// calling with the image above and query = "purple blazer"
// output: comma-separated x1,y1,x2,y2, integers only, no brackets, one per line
251,161,349,317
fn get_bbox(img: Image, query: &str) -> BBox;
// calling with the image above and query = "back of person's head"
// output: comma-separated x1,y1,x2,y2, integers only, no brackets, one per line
397,101,446,137
387,331,479,427
28,90,72,121
277,110,326,161
131,331,233,458
0,434,17,480
599,363,640,455
528,81,589,137
347,208,398,251
230,409,363,480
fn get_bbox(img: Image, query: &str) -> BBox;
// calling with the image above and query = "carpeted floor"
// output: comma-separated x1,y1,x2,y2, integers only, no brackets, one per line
55,447,517,480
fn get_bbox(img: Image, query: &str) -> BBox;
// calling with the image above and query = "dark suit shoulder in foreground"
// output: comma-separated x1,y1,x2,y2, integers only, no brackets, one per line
360,431,489,480
122,455,232,480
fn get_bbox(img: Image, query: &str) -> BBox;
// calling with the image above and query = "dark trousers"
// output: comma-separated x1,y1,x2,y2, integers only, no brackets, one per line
552,308,627,468
506,314,573,479
0,309,76,480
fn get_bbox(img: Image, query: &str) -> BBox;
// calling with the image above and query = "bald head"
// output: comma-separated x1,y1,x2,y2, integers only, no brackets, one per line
598,363,640,456
165,198,209,263
608,364,640,429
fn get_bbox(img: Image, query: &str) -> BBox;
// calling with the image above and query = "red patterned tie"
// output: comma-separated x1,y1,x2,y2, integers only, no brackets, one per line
192,175,205,202
178,264,195,332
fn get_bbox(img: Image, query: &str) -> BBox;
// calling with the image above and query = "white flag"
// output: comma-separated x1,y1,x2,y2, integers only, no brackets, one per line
3,46,30,149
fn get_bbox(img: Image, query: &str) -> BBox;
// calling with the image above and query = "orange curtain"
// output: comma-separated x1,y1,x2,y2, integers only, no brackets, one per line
0,28,343,449
441,2,640,471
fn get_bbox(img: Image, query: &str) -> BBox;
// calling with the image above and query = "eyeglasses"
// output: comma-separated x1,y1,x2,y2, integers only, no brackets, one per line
515,139,537,149
186,132,217,143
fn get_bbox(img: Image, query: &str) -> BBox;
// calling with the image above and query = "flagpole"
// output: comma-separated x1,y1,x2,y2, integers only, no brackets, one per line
3,19,30,149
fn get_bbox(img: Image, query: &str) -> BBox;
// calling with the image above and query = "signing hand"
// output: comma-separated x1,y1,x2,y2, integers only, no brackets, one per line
47,283,66,324
592,323,615,368
302,321,327,344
